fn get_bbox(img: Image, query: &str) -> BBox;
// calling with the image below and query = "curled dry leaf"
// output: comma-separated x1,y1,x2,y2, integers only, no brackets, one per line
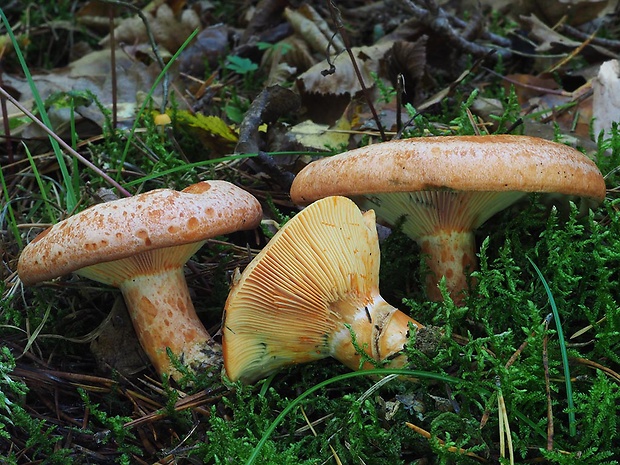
99,3,201,53
178,25,231,83
593,59,620,138
384,36,428,104
261,36,315,85
295,41,394,125
297,41,394,97
284,5,344,56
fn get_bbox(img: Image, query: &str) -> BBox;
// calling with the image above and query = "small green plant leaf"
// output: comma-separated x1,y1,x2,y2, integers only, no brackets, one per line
225,55,259,75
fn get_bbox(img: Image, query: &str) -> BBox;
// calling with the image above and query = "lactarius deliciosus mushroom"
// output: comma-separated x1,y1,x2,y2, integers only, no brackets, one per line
290,135,606,304
18,180,262,380
222,195,423,384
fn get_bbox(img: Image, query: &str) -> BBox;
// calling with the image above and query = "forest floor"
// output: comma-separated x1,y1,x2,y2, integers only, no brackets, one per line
2,0,620,464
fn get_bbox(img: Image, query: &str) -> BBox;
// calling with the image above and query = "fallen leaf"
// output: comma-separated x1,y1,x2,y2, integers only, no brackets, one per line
297,41,394,97
175,110,239,155
284,5,343,56
593,59,620,138
1,48,162,147
98,2,201,53
290,117,351,150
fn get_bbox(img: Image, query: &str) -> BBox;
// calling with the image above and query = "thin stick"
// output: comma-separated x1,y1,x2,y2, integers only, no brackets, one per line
99,0,170,112
0,62,13,167
300,405,343,464
0,85,132,197
543,313,554,451
326,0,386,141
108,4,118,129
405,422,486,461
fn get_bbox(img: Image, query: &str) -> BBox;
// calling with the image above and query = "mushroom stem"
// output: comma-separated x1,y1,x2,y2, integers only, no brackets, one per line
419,229,477,305
120,268,221,378
330,295,422,371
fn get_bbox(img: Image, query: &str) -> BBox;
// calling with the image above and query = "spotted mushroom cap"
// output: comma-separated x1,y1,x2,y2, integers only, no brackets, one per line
290,135,607,203
18,180,263,285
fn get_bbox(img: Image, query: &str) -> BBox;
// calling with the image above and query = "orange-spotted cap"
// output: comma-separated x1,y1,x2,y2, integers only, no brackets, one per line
18,180,263,285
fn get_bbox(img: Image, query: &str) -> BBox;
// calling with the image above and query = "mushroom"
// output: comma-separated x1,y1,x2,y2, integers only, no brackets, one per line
18,180,262,380
290,135,607,304
222,195,423,384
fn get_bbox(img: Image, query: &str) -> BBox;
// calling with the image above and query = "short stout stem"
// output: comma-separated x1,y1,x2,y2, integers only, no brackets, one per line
121,268,221,378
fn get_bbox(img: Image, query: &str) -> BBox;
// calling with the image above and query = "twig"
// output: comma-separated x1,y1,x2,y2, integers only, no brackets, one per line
0,62,13,168
326,0,387,141
493,73,568,95
560,24,620,51
0,85,132,197
108,4,118,129
405,421,486,461
400,0,511,60
98,0,170,113
447,8,511,47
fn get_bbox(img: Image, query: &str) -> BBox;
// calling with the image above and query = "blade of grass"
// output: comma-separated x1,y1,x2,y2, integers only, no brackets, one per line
118,28,199,178
245,368,467,465
527,256,577,437
21,303,52,356
0,165,21,249
0,86,132,198
122,153,257,187
0,8,77,212
23,145,56,223
121,151,320,187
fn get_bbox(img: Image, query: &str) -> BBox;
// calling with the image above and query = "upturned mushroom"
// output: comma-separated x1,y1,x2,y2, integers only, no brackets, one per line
18,180,262,380
222,195,423,384
290,135,607,304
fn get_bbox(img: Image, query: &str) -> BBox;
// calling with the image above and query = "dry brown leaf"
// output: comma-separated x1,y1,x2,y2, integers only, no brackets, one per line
528,0,610,26
296,4,344,52
260,36,315,86
593,59,620,138
503,73,562,105
520,14,582,52
284,6,343,56
1,48,164,145
297,41,394,97
289,118,351,150
384,36,428,104
99,2,201,53
178,25,231,82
